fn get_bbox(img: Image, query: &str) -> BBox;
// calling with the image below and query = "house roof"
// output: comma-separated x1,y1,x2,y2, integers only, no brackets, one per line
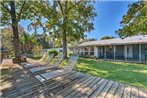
78,35,147,47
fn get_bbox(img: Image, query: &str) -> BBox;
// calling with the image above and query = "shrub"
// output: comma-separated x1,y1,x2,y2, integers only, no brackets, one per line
68,53,73,57
33,55,42,60
48,49,58,57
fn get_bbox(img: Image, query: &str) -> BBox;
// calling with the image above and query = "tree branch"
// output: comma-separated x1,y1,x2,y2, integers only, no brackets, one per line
58,1,64,15
65,1,68,14
17,1,26,20
1,2,11,14
67,1,82,14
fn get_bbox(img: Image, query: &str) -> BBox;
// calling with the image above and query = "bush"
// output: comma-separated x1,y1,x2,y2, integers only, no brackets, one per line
48,49,58,57
68,53,73,57
32,55,42,60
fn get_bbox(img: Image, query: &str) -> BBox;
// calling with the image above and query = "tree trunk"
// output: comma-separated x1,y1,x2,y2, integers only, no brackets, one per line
34,27,37,38
62,29,67,59
10,1,21,63
43,27,46,38
62,13,68,59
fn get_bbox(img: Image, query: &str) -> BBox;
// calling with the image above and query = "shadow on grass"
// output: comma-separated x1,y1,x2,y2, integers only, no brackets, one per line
75,58,147,88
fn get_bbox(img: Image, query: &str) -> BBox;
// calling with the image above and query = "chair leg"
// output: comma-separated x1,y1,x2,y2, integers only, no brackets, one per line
40,77,64,96
38,72,74,97
38,86,51,97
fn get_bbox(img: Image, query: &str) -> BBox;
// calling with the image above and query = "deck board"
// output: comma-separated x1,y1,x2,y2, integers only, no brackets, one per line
55,75,89,98
74,78,101,98
113,83,125,98
64,76,96,98
84,79,105,98
123,85,132,98
105,82,119,98
138,88,147,98
89,79,109,98
1,69,147,98
131,86,139,98
97,80,114,98
70,77,99,98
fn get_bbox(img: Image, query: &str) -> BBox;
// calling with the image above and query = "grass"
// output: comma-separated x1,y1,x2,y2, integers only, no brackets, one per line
74,58,147,89
49,54,147,88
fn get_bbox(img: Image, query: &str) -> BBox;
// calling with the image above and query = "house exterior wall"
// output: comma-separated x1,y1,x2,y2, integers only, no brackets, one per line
76,43,147,63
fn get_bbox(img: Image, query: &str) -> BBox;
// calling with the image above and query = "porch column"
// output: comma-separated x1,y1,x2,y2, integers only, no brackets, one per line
83,47,85,55
79,48,81,55
114,45,116,61
124,45,127,61
97,47,99,58
88,47,90,55
94,46,98,58
139,44,142,62
104,46,106,59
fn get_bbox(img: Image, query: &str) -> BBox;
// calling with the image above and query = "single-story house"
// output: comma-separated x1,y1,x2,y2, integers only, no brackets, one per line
74,35,147,63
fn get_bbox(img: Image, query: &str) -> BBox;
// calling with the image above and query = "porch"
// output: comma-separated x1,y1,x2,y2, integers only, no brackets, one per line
76,44,147,63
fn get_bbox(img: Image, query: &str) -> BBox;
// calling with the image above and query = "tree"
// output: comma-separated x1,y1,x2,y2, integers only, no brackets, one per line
116,1,147,38
19,33,39,54
1,27,14,58
34,1,96,58
100,36,115,40
1,25,26,58
1,1,34,62
27,21,40,38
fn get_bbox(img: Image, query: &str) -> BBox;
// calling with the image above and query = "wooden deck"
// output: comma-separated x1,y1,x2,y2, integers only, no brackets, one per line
1,65,147,98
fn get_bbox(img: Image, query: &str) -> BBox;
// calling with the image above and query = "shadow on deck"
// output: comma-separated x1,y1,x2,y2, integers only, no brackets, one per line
1,60,147,98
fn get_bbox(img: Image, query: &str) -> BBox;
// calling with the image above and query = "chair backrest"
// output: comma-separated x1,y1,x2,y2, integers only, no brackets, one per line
39,52,48,62
53,54,64,67
45,53,55,64
63,54,79,71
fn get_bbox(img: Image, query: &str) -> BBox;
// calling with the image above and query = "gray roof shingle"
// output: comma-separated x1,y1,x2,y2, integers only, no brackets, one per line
78,35,147,47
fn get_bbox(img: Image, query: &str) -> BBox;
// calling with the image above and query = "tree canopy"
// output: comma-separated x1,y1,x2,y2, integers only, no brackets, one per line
100,36,115,40
116,1,147,38
1,0,96,60
33,1,96,58
1,0,36,62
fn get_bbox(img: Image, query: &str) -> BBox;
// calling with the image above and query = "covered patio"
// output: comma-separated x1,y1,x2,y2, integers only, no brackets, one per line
75,35,147,63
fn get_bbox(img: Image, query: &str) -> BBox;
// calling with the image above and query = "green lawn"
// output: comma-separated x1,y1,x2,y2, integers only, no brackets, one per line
74,58,147,89
23,55,147,88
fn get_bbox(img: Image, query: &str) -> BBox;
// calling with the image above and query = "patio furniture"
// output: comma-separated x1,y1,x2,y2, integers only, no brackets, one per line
29,54,64,73
27,52,48,63
39,52,48,62
22,53,55,68
35,54,79,95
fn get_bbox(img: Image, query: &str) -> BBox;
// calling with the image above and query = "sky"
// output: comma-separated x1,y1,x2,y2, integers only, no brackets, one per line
19,1,137,40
